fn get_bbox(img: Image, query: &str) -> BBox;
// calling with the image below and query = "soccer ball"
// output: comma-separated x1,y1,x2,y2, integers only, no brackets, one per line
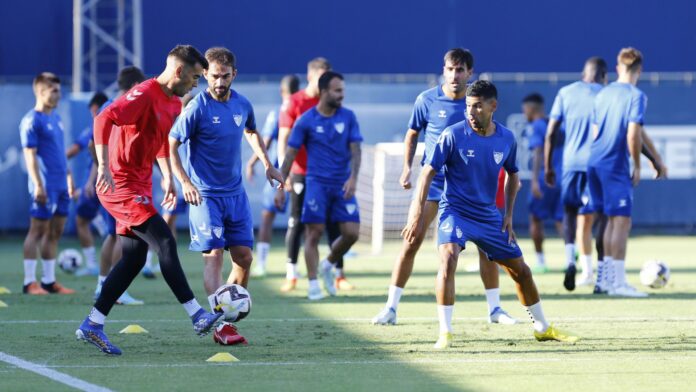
58,248,83,273
212,284,252,322
639,260,670,289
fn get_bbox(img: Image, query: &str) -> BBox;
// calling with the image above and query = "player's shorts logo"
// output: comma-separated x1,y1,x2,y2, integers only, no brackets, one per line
307,199,319,212
440,221,453,233
335,122,345,134
197,222,212,237
493,151,504,165
134,195,150,205
456,226,463,239
191,233,199,243
233,114,242,127
293,183,304,194
581,195,590,206
345,203,356,215
619,199,627,207
212,226,223,238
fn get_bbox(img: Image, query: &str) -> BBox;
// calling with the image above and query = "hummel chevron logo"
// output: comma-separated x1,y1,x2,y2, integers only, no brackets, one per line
126,89,143,101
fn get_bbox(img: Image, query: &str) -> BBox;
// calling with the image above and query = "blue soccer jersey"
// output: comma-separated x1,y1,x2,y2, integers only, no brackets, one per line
588,82,647,174
524,117,563,175
170,90,256,197
287,106,363,185
261,108,280,167
426,120,519,223
19,109,68,192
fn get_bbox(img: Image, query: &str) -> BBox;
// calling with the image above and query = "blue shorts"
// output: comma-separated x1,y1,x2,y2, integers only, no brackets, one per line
301,181,360,224
188,193,254,251
30,190,70,220
100,206,117,236
262,181,288,213
588,166,632,217
427,173,446,202
163,197,188,215
561,170,595,214
76,189,101,220
528,179,563,221
437,209,522,261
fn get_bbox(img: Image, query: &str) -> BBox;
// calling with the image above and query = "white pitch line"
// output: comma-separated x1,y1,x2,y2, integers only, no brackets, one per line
0,352,112,392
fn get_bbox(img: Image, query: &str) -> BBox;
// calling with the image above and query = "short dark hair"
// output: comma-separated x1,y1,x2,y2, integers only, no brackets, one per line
168,45,208,69
88,91,109,108
308,57,332,72
117,66,146,91
585,56,607,77
466,80,497,100
33,72,60,89
318,71,343,92
444,48,474,70
281,74,300,94
522,93,544,105
205,47,236,69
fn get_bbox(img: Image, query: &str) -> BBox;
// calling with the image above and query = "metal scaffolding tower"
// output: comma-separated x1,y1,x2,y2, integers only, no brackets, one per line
72,0,143,93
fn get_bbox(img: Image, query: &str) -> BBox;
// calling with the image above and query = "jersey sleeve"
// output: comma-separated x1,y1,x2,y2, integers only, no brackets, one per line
287,115,307,150
278,97,297,129
19,115,39,148
103,86,151,127
348,111,363,143
407,93,429,132
261,110,279,139
245,101,257,131
169,99,200,143
75,127,94,150
526,122,545,150
504,138,519,174
425,127,454,172
549,91,564,121
629,91,647,125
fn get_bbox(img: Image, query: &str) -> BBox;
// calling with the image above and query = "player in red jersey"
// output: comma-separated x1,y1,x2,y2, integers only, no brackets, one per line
75,45,222,356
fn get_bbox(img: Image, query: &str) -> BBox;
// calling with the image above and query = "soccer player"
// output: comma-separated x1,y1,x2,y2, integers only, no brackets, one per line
246,74,300,277
544,57,607,290
403,80,578,348
521,93,563,273
372,49,514,326
76,45,222,355
587,48,665,297
169,47,283,345
20,72,76,295
66,92,109,276
277,71,362,300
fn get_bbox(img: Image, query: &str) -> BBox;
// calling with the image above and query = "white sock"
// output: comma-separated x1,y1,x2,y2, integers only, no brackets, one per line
526,301,549,333
183,299,203,317
614,259,626,287
256,242,270,269
565,244,575,267
207,294,217,312
308,279,320,291
145,251,154,269
82,246,97,269
41,259,56,284
286,262,298,280
98,275,107,284
23,259,37,285
580,255,593,275
536,252,545,266
604,256,614,286
437,305,454,333
88,307,106,325
485,288,501,314
386,285,403,311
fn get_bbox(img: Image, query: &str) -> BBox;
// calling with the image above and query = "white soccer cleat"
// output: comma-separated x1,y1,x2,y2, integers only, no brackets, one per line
319,259,337,296
307,285,324,301
488,307,517,325
576,273,595,287
116,291,144,305
609,283,649,298
250,264,266,278
371,307,397,325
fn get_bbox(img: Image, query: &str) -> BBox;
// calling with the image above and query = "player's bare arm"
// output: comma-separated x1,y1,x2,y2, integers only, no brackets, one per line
22,147,46,204
502,171,521,244
277,126,291,167
66,169,76,199
627,122,642,186
169,137,201,206
400,129,419,189
245,135,273,181
156,156,177,210
344,142,361,199
544,118,562,186
640,127,667,179
244,129,284,188
531,146,543,199
402,164,436,244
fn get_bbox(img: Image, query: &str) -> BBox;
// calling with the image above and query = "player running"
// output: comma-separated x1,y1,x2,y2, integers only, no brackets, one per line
277,71,362,300
402,80,579,348
246,74,300,277
20,72,76,295
169,47,283,345
372,49,514,326
76,45,222,355
521,93,563,273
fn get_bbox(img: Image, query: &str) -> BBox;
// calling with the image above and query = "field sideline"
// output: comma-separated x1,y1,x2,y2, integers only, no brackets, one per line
0,235,694,392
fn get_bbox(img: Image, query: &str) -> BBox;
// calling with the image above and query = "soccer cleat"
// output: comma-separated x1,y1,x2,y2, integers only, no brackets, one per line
576,273,594,287
250,265,266,278
532,264,549,274
75,266,99,277
488,307,517,325
609,283,649,298
433,332,453,349
76,318,122,355
23,281,49,295
335,277,355,290
563,264,577,291
534,324,579,343
41,281,75,294
371,307,397,325
319,260,337,296
191,308,223,336
141,266,156,279
280,278,297,292
213,322,248,345
116,291,144,305
307,285,324,301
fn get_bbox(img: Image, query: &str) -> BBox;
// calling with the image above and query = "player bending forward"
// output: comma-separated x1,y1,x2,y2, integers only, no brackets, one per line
402,81,579,349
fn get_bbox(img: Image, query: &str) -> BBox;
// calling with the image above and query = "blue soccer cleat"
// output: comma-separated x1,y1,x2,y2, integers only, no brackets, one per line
76,318,122,355
191,309,223,336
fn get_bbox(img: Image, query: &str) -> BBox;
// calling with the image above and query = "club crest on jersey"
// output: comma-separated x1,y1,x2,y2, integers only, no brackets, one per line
346,203,356,215
233,114,242,126
456,226,463,239
212,116,221,124
335,122,345,134
440,221,453,233
438,110,447,118
212,226,223,238
493,151,504,164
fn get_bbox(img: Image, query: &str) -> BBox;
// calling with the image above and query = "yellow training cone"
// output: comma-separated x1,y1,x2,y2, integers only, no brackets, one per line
0,300,8,307
119,324,148,334
0,287,11,294
206,352,239,362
